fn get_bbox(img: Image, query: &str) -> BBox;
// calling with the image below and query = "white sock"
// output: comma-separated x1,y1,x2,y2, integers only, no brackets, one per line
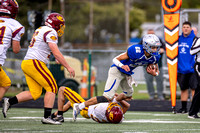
79,102,85,110
112,98,118,103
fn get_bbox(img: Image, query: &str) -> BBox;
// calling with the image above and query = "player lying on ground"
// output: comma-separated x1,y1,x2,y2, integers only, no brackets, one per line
73,34,161,121
51,86,130,124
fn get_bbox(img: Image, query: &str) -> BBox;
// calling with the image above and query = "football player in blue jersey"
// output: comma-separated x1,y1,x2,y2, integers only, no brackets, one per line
73,34,161,121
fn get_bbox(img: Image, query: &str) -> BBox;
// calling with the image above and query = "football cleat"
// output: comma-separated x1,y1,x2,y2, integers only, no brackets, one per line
177,108,188,114
188,114,200,119
53,115,64,122
2,98,10,118
73,103,80,121
41,117,61,125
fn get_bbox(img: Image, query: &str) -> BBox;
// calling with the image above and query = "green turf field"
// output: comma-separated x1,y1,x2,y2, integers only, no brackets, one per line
0,108,200,133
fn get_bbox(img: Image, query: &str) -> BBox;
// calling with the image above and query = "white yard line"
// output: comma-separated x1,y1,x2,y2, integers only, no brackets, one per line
123,119,200,123
2,129,64,133
0,120,26,122
9,116,86,120
3,128,26,131
125,112,174,116
10,117,42,119
8,116,200,124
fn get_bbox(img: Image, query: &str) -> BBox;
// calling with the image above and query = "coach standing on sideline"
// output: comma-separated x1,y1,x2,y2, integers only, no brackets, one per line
141,29,165,101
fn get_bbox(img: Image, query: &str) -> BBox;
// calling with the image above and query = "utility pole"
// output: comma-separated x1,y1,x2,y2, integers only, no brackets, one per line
89,0,94,49
60,0,65,46
48,0,52,10
125,0,130,46
88,0,94,98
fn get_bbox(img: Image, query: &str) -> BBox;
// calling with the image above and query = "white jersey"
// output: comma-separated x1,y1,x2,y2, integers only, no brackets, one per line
88,103,109,123
24,26,58,64
191,37,200,63
0,17,24,65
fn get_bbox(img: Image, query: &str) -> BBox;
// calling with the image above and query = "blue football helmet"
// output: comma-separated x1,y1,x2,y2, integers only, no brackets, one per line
142,34,161,56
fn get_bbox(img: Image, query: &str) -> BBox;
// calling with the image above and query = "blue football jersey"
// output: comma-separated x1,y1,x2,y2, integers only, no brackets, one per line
178,30,196,74
111,44,161,75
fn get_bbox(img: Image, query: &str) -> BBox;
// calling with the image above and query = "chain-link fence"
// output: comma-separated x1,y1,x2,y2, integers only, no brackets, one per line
4,48,176,98
4,48,147,84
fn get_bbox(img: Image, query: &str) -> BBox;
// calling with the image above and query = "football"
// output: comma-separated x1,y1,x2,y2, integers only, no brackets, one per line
147,64,156,70
146,64,158,76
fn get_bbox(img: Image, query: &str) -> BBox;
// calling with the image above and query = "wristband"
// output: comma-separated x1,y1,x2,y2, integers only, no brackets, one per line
113,58,124,68
156,72,158,76
118,62,124,68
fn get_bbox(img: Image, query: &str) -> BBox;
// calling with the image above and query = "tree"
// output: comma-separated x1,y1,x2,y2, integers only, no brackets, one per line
17,0,200,45
129,7,146,37
132,0,161,22
17,0,60,47
65,1,126,44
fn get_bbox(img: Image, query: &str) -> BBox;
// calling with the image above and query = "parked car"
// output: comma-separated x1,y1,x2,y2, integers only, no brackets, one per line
49,55,83,93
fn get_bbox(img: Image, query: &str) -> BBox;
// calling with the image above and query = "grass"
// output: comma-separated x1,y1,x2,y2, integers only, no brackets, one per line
0,108,200,133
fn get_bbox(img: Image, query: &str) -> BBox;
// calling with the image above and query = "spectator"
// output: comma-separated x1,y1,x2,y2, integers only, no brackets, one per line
141,29,165,100
192,27,198,36
177,21,198,114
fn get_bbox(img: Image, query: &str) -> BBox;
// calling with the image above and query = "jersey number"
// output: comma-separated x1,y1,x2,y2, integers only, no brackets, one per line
0,26,6,45
29,31,39,47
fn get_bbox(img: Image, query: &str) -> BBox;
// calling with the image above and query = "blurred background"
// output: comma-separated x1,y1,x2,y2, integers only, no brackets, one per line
4,0,200,99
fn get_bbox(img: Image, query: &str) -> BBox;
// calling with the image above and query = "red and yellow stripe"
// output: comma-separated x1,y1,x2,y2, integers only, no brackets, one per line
33,59,58,93
64,87,89,118
64,87,84,103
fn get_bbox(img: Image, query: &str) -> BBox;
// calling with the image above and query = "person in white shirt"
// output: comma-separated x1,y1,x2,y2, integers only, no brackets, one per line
0,0,25,101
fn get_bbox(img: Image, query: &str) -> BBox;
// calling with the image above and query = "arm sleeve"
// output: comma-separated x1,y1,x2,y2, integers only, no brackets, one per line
127,45,137,60
12,26,25,41
113,54,124,68
45,31,58,44
190,37,200,55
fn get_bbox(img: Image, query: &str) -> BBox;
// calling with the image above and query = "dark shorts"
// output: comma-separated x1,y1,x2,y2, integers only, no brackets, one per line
194,63,200,87
177,72,198,90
